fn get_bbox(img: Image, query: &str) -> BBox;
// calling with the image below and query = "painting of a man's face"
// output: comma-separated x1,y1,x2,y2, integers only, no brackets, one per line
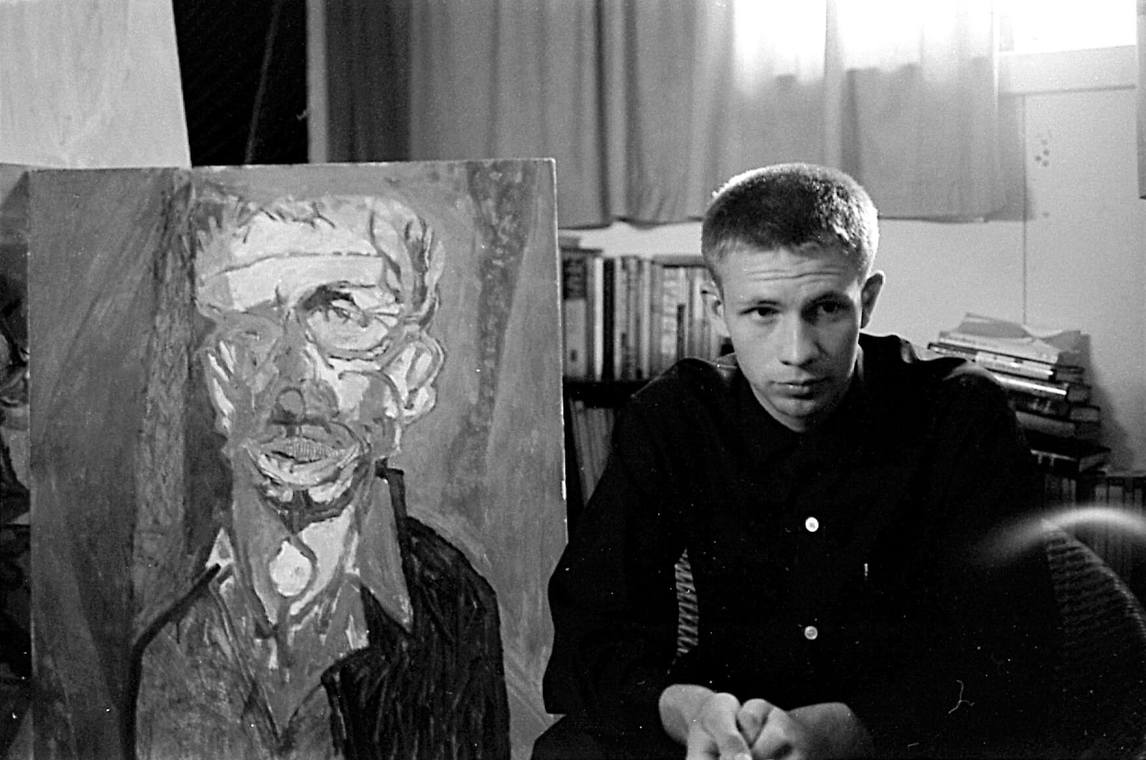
32,161,563,760
195,196,444,535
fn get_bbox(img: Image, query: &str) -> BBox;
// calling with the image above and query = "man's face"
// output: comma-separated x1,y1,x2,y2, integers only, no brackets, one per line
711,243,883,432
199,256,429,531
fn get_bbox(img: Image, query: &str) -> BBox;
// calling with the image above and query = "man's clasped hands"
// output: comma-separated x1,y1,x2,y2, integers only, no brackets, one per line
660,685,873,760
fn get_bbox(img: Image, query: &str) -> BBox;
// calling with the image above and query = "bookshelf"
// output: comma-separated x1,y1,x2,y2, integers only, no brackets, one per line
562,380,644,531
1039,469,1146,603
561,242,725,383
561,241,726,527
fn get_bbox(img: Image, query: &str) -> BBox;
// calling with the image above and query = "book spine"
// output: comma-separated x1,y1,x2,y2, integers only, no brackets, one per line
927,341,1059,381
686,267,705,358
648,261,664,377
568,398,593,498
601,259,615,381
1011,392,1100,422
561,252,590,379
1009,391,1071,419
622,257,640,380
1015,410,1098,439
1031,447,1080,476
638,258,653,380
589,257,604,381
937,329,1073,366
660,267,683,370
990,370,1090,403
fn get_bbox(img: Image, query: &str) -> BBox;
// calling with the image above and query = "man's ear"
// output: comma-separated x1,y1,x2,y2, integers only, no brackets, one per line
859,271,884,329
387,336,444,425
707,283,730,338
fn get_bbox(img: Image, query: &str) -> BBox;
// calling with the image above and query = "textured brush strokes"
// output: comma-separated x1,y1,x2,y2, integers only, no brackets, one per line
30,161,564,760
30,168,180,759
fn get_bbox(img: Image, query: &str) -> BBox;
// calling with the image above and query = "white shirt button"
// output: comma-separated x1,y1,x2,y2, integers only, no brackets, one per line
803,625,819,641
804,516,820,533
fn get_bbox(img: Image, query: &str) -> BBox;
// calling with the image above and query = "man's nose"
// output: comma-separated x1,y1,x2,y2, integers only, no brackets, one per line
778,316,817,366
272,321,313,382
274,387,307,421
267,323,335,422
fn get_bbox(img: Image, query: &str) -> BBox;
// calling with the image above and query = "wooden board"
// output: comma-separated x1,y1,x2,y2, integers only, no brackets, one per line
30,161,564,759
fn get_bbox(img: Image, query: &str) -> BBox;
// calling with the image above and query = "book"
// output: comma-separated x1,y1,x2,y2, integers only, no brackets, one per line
637,257,653,379
648,262,665,376
685,267,706,358
1009,392,1100,422
990,371,1091,403
560,247,600,378
1015,410,1100,440
1025,430,1111,475
621,256,641,380
567,397,593,497
655,263,688,372
601,258,616,381
926,340,1085,383
588,256,604,380
937,313,1084,366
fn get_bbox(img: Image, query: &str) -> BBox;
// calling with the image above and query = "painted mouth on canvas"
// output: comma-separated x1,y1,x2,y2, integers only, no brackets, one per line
250,429,362,488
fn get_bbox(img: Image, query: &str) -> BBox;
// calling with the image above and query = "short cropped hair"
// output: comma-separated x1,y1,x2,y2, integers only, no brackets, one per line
701,163,879,286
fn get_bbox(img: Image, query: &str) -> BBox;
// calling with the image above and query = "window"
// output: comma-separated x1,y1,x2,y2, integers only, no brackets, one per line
999,0,1135,53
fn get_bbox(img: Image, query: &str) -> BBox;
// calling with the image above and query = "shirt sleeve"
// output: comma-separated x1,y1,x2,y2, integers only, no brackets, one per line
849,370,1061,757
542,392,688,734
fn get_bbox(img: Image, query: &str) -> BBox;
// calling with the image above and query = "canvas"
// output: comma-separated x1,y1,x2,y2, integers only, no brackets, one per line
29,161,564,759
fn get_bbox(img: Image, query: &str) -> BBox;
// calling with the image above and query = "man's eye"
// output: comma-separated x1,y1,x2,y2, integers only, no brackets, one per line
215,327,275,374
747,307,778,320
303,299,390,354
324,299,366,325
810,300,849,320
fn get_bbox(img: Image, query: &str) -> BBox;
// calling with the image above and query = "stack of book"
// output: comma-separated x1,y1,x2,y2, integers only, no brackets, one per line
927,313,1110,477
561,239,727,381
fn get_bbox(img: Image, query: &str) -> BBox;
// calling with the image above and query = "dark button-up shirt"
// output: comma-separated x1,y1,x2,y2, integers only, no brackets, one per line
544,334,1059,757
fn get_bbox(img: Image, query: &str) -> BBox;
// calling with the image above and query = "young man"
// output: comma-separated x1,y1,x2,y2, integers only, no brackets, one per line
538,164,1060,759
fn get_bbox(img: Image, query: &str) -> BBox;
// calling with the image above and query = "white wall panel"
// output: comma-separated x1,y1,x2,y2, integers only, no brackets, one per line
1024,88,1146,468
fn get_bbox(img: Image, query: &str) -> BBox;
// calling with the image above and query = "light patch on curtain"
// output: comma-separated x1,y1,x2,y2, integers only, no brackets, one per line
731,0,826,91
835,0,994,71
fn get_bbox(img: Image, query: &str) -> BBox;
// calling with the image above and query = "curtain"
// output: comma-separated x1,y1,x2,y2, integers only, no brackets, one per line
1139,0,1146,200
326,0,1003,226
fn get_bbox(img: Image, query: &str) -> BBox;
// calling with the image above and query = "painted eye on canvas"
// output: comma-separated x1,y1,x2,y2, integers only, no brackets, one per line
301,284,398,355
213,315,280,375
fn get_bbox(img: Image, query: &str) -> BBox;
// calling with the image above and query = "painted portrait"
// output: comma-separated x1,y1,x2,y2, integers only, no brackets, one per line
30,161,564,760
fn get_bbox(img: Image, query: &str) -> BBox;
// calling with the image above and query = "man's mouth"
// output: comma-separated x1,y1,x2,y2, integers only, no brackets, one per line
266,436,340,463
776,378,824,397
248,424,362,489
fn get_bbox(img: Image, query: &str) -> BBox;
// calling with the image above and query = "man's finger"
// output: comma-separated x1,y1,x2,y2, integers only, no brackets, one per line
736,698,773,747
685,713,752,760
692,692,752,760
749,705,799,760
684,724,716,760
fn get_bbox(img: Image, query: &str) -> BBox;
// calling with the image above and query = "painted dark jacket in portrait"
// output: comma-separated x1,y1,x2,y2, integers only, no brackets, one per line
134,467,508,760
